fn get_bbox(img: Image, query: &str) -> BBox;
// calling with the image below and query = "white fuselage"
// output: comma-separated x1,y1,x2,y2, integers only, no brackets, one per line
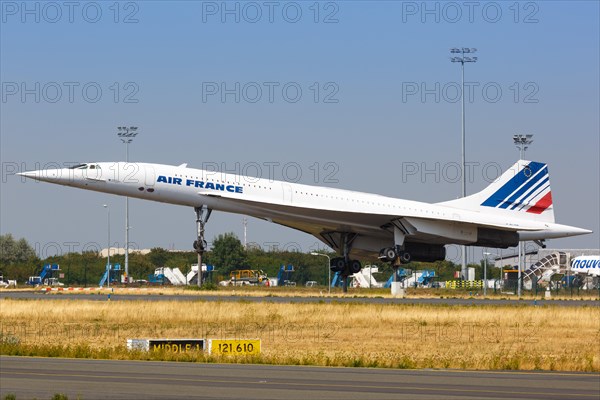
19,162,591,258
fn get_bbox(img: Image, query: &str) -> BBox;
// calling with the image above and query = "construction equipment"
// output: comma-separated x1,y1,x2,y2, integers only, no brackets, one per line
187,264,215,285
221,269,268,286
99,263,121,287
0,276,14,288
147,267,187,285
403,270,436,288
383,269,408,288
277,265,295,286
351,265,383,288
27,264,62,286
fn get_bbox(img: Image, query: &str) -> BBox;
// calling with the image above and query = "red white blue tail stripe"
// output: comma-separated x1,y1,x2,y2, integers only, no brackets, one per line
481,161,553,215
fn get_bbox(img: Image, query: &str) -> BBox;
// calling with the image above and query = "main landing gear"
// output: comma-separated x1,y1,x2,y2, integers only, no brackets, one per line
321,232,362,293
378,246,411,264
193,205,211,287
378,226,413,286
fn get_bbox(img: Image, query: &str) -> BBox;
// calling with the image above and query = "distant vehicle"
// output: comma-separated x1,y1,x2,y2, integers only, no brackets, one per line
220,269,268,286
44,277,64,286
570,255,600,277
27,276,64,286
305,281,318,287
26,264,61,286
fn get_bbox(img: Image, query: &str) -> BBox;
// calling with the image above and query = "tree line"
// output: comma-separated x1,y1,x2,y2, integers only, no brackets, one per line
0,233,500,286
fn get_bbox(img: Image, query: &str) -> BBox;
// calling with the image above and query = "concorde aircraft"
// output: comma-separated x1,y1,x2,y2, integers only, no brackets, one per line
19,160,591,275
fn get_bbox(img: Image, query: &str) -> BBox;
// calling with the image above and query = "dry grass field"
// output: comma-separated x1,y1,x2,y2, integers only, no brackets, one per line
1,298,598,371
8,285,598,301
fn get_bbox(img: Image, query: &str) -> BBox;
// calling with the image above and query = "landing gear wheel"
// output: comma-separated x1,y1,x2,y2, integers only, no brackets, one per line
379,247,397,263
399,251,411,264
385,248,397,262
349,260,362,274
193,239,207,252
330,257,346,273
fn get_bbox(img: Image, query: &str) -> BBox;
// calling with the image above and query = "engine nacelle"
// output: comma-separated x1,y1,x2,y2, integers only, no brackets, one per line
474,228,519,248
404,243,446,263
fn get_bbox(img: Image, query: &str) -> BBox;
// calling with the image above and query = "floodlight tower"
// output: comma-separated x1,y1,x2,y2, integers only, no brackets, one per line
513,134,534,297
450,47,478,280
311,252,331,294
243,217,248,249
513,134,534,159
117,126,139,283
103,204,110,288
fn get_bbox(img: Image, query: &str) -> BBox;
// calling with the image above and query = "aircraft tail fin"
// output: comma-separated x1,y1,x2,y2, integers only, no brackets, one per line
439,160,555,223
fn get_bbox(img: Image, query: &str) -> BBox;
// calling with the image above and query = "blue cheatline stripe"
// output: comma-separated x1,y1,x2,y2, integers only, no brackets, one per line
500,167,548,209
481,161,546,208
509,175,549,210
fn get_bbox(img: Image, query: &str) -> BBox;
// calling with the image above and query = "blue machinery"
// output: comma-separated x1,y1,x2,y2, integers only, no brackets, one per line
383,269,408,288
331,271,345,288
277,264,295,286
332,269,407,288
383,269,436,288
331,268,436,288
99,263,121,286
27,264,60,285
418,270,436,286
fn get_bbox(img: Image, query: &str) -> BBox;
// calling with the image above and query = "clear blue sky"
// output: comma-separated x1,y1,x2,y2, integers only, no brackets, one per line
1,1,598,262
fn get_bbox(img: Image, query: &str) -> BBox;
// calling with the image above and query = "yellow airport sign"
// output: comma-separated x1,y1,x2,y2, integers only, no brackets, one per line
208,339,261,356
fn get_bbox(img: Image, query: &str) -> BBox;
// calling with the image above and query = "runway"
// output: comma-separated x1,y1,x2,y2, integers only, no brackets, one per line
2,290,598,306
1,356,598,400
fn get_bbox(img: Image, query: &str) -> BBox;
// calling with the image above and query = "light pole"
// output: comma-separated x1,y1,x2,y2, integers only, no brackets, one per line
513,134,534,297
243,217,247,249
117,126,139,283
103,204,110,288
450,47,477,281
513,134,533,160
483,251,500,297
311,252,331,294
483,251,493,297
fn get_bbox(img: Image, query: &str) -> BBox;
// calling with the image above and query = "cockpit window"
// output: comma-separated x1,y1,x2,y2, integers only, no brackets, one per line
69,164,88,169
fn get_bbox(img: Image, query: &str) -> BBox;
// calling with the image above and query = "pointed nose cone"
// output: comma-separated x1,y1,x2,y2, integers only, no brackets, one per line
573,227,593,236
17,170,42,180
18,169,69,184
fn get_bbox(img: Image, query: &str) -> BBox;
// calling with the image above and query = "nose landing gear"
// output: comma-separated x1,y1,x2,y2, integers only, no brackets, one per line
194,205,212,287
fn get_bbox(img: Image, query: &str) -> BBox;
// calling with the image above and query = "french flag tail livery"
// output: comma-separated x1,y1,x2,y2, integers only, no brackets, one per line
439,160,555,223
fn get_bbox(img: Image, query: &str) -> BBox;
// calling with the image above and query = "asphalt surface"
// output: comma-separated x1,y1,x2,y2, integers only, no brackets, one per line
1,290,598,306
1,356,599,400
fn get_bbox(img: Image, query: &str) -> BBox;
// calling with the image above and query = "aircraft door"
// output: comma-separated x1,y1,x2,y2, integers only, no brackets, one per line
145,166,155,188
282,183,293,204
